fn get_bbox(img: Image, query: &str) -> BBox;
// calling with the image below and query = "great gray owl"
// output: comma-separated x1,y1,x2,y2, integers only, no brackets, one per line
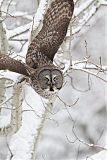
0,0,74,98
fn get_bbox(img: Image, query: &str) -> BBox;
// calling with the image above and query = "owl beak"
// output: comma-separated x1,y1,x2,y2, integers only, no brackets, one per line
50,83,54,91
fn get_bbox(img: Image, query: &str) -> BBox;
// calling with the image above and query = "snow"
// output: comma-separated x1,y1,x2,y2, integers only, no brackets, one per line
0,0,48,159
0,71,20,82
31,0,48,29
0,115,11,128
0,0,107,160
8,86,45,160
72,0,100,35
74,0,95,16
7,23,31,40
83,148,107,160
98,0,107,4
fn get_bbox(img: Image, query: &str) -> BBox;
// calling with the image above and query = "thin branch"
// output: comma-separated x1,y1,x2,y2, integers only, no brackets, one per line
67,73,92,92
57,95,79,107
67,122,107,152
0,0,14,23
73,68,107,83
9,29,29,40
6,137,13,160
0,96,13,107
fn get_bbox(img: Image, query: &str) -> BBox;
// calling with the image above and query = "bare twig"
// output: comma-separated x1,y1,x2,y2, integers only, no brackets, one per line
6,137,13,160
67,122,107,151
57,95,79,107
0,0,14,23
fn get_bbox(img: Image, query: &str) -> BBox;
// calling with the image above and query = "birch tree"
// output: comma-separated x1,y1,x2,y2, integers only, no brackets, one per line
0,0,107,160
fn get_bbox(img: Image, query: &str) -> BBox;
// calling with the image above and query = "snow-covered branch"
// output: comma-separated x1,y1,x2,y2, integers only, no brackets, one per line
0,0,106,159
70,60,107,83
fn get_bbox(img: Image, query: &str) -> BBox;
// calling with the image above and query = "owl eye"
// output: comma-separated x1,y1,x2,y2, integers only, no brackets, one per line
52,74,63,90
53,75,58,82
44,76,50,85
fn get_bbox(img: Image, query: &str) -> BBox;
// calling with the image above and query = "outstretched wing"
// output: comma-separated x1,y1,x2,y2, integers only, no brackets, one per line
26,0,74,68
0,54,29,76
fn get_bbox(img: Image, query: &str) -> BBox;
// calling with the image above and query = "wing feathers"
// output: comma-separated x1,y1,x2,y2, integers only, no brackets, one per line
26,0,74,66
0,54,29,76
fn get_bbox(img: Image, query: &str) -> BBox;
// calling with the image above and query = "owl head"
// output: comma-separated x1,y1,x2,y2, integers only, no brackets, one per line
28,64,63,98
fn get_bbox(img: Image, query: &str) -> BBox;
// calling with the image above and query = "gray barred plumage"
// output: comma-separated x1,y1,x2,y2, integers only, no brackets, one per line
0,0,74,98
25,0,74,98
